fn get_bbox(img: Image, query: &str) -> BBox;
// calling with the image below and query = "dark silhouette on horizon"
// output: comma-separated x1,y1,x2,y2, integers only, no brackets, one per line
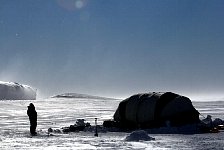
27,103,37,135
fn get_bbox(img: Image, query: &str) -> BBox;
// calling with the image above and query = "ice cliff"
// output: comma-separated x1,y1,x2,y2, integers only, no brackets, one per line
0,81,36,100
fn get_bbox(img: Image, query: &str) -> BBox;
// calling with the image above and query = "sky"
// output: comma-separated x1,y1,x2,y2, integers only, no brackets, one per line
0,0,224,100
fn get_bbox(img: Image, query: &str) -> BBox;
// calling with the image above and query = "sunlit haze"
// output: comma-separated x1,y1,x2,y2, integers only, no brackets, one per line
1,0,224,100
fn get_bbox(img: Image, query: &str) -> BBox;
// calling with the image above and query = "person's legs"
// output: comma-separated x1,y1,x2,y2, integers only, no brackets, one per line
30,122,37,135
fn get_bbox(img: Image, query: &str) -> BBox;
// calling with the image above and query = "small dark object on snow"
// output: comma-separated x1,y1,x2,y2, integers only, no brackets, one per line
94,118,98,137
48,128,53,133
62,119,91,133
69,125,85,132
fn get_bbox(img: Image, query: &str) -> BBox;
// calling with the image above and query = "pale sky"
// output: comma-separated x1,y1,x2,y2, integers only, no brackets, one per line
1,0,224,100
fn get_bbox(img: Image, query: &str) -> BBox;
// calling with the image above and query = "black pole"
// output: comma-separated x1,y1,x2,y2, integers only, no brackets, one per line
94,118,98,137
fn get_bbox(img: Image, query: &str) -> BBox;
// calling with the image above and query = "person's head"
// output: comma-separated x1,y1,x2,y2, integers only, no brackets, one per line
28,103,35,109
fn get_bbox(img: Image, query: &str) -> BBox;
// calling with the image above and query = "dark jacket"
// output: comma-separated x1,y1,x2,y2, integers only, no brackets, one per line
27,103,37,124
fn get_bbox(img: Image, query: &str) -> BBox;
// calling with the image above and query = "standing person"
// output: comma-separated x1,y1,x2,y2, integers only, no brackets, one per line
27,103,37,135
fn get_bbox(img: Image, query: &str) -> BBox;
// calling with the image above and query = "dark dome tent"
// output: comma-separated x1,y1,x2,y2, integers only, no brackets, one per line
109,92,199,129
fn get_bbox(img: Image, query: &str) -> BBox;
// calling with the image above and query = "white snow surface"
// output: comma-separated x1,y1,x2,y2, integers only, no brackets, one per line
0,98,224,149
0,81,36,100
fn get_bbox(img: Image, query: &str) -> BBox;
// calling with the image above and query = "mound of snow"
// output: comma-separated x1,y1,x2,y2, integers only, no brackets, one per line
52,93,117,100
0,81,36,100
125,130,155,141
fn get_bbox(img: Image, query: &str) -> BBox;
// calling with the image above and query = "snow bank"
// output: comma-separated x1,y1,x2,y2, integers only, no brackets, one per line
125,130,155,141
0,81,36,100
52,93,117,100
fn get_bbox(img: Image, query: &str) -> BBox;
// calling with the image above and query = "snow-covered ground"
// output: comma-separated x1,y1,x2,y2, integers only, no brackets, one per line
0,98,224,149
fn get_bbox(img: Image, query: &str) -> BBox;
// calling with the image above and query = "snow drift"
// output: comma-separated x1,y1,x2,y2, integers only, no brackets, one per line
0,81,36,100
52,93,117,100
125,130,155,141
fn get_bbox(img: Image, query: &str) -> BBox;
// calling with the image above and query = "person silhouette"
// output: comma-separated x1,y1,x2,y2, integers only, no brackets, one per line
27,103,37,135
